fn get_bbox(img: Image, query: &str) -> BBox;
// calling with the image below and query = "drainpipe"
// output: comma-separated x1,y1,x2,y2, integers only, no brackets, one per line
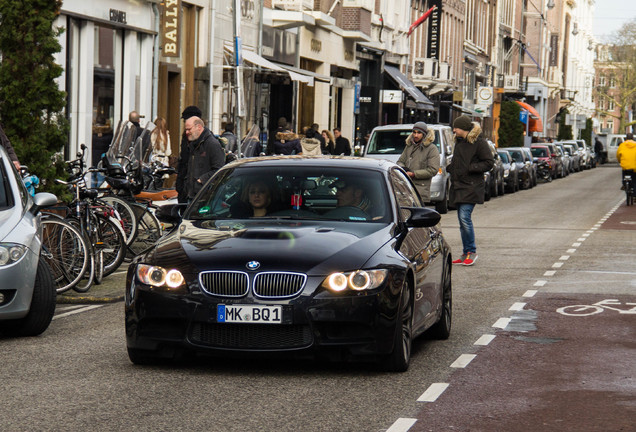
208,0,218,128
151,2,160,121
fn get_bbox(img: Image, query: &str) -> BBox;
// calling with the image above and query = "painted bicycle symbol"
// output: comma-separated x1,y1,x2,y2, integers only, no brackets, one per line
557,299,636,316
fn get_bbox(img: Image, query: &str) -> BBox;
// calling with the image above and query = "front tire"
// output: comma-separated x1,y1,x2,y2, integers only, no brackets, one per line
429,261,452,340
0,259,56,337
380,284,413,372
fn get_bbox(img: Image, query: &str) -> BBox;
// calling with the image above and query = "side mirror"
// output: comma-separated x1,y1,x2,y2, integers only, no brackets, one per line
30,192,58,215
402,206,441,228
155,203,187,225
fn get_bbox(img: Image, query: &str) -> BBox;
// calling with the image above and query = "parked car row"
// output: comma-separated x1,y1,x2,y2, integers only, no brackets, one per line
530,141,596,181
363,123,600,209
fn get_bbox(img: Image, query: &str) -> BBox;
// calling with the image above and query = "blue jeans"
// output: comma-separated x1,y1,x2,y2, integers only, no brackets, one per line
456,203,476,255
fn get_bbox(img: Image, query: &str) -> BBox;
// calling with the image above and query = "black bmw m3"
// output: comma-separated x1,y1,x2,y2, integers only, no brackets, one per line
125,156,452,371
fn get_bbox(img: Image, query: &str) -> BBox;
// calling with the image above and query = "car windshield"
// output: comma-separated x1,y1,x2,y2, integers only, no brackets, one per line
498,151,510,163
531,147,548,157
508,150,524,162
185,165,391,223
367,129,442,155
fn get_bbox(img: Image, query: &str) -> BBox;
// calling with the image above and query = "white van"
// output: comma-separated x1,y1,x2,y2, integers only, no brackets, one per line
606,134,626,163
362,124,454,213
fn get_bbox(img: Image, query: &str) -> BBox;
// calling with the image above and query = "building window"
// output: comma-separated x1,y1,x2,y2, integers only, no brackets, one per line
608,100,615,110
598,76,606,86
609,76,616,88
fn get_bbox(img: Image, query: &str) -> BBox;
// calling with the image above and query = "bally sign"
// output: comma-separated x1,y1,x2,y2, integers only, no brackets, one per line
162,0,181,57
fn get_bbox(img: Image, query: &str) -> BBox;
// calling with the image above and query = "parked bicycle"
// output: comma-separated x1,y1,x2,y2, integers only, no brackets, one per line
45,144,127,293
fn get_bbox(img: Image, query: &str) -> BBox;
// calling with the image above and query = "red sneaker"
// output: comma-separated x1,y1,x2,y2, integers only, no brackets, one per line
452,254,466,265
463,252,478,266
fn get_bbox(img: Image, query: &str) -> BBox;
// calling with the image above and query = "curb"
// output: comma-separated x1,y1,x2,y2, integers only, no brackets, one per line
56,295,124,305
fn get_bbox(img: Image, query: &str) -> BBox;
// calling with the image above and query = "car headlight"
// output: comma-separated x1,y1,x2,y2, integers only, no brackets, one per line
321,269,388,293
503,169,510,177
0,243,27,266
136,264,185,289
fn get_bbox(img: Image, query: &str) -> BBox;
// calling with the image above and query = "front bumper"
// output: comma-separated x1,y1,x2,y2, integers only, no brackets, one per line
125,269,404,361
0,249,39,320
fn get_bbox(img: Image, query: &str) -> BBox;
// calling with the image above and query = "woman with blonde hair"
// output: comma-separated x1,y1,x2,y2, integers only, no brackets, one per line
321,130,335,154
150,117,171,166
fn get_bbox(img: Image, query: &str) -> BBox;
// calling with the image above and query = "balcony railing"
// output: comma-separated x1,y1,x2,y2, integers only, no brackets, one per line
271,0,314,11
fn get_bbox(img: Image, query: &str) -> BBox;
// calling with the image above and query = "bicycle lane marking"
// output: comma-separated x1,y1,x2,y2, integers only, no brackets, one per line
386,199,629,431
53,304,103,320
407,292,636,431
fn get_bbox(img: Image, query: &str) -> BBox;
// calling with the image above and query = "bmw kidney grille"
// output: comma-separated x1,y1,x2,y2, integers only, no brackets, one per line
199,271,307,298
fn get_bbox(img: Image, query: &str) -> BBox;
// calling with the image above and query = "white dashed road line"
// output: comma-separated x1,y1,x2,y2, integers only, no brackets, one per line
492,317,511,329
417,383,449,402
386,418,417,432
53,305,103,320
523,289,538,297
509,302,526,311
474,334,496,346
450,354,476,368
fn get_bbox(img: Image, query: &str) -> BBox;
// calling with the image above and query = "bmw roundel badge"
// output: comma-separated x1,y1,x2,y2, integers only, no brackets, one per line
246,261,260,270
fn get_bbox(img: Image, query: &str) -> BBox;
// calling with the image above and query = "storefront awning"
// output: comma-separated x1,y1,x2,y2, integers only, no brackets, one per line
240,49,314,86
384,65,435,111
274,64,331,84
515,100,543,132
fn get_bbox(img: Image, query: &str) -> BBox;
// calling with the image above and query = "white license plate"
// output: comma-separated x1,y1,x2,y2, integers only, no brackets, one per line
217,305,282,324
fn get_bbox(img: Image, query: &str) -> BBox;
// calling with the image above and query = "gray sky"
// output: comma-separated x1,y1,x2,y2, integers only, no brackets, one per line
592,1,636,41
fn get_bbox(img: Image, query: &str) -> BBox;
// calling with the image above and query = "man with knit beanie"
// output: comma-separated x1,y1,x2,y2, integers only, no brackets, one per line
397,121,440,202
448,115,494,266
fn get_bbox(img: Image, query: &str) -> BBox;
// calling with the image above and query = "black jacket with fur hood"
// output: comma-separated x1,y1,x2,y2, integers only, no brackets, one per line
447,122,494,205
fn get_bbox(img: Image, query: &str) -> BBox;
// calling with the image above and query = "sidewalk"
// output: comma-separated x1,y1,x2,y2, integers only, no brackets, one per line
56,265,129,304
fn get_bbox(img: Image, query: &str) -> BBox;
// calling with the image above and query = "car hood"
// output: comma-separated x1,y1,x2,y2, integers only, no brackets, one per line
148,219,395,275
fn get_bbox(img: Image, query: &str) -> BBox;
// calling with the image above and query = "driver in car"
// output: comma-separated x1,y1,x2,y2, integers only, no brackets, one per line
334,179,372,213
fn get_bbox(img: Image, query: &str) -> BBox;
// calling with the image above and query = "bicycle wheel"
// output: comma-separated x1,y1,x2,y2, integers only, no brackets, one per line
128,203,162,256
96,214,127,277
40,218,90,293
99,195,138,245
65,217,96,293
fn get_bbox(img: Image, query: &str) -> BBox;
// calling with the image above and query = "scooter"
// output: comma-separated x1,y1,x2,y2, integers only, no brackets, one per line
535,158,552,182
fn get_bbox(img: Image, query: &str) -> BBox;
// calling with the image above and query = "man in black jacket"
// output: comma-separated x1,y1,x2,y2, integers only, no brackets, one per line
184,116,225,201
448,115,493,266
176,105,202,203
333,128,352,155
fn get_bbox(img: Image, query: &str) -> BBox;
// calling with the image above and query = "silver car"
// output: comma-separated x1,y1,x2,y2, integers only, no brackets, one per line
0,145,58,337
363,123,454,213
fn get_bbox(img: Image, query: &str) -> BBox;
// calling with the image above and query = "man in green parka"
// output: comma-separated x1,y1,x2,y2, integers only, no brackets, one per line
397,121,440,202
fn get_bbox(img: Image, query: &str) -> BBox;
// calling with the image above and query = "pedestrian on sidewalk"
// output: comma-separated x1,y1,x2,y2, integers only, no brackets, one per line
184,116,225,201
448,115,494,266
333,127,352,155
397,121,440,203
176,105,202,203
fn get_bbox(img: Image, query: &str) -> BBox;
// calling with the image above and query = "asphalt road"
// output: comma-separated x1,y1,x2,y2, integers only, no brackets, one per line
2,164,634,432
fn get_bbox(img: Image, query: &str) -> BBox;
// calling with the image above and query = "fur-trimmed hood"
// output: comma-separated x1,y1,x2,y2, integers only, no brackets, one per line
462,122,483,144
300,137,322,156
405,129,436,147
276,131,299,142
